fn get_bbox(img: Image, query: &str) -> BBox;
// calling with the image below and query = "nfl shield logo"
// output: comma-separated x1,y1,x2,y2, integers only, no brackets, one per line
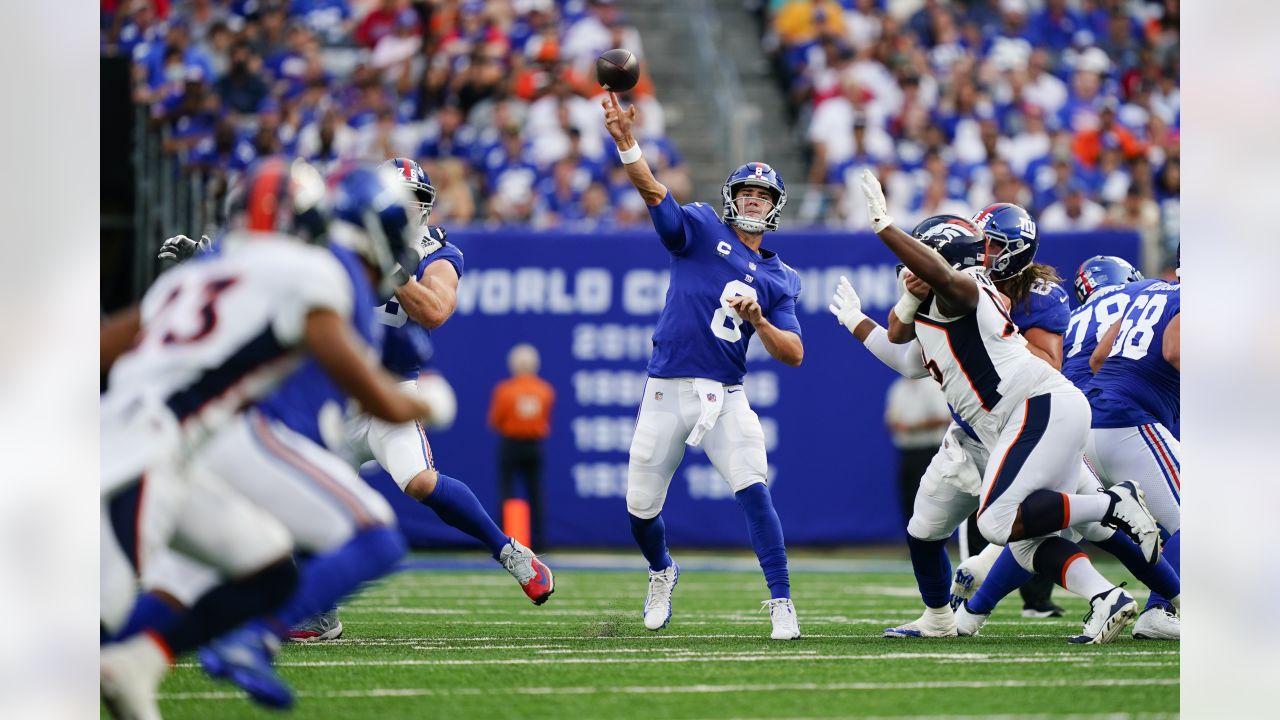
707,393,717,402
654,391,663,400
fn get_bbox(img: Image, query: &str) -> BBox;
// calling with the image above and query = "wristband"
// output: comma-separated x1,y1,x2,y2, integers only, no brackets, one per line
618,143,642,164
893,292,922,323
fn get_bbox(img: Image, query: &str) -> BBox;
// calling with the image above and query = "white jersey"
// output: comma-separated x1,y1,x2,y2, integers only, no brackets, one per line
913,269,1059,435
106,233,354,447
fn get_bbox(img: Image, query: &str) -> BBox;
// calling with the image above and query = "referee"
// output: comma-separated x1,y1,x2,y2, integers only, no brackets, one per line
487,344,555,549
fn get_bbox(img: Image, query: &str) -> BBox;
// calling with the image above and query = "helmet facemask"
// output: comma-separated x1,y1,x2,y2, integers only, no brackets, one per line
410,183,436,226
985,233,1034,281
722,182,784,234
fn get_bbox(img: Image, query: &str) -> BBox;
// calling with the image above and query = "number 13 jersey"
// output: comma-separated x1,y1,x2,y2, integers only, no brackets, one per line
645,195,802,385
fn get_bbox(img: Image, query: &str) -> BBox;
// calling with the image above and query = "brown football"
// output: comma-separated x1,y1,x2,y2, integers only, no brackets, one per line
596,48,639,92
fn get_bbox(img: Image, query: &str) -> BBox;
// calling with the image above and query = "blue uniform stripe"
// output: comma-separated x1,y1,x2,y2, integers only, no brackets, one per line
1138,424,1180,505
165,326,290,421
980,393,1053,515
915,311,1004,412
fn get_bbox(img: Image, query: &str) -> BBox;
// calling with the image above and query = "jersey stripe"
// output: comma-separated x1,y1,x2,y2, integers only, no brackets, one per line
915,311,1005,412
980,393,1053,515
1139,423,1180,503
249,411,377,527
165,325,291,422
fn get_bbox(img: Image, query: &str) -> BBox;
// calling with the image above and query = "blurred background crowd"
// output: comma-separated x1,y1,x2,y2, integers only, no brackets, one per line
100,0,1177,265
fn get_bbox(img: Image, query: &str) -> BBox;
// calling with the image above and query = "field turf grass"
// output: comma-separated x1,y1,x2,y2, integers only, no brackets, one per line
148,549,1178,719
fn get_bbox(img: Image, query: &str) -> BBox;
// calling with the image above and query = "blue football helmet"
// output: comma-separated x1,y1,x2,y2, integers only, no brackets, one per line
911,214,988,272
327,163,418,295
972,202,1038,281
1074,255,1143,303
381,157,436,226
721,162,787,233
225,156,328,242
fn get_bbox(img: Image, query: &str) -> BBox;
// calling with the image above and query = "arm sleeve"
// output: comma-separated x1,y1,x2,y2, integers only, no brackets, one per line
766,272,803,336
646,192,692,254
863,326,931,379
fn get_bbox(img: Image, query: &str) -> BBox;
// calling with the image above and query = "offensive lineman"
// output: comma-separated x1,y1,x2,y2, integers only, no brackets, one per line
603,92,803,639
852,170,1160,643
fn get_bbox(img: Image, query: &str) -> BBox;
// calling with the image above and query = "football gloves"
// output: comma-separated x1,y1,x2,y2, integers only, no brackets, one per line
859,169,894,233
828,275,867,334
392,226,448,287
157,234,212,263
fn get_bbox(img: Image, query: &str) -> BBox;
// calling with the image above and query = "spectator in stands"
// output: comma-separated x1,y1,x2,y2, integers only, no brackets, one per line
427,158,477,224
488,343,555,549
535,157,587,228
1039,180,1105,231
216,40,268,113
356,0,415,49
291,0,355,45
773,0,846,48
295,105,355,173
1073,99,1146,169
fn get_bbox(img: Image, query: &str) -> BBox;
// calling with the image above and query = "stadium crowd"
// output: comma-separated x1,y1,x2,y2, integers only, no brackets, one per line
762,0,1179,264
100,0,688,229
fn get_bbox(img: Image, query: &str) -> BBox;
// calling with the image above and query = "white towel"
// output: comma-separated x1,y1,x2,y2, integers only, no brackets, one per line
936,426,983,496
684,378,725,447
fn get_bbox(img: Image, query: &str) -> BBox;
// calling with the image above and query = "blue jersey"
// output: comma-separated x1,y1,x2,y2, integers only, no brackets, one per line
1061,279,1158,391
256,245,382,448
376,227,464,377
1085,281,1180,430
645,194,802,385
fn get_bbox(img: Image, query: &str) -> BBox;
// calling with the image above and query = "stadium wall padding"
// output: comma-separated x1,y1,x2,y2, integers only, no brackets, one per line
367,227,1140,549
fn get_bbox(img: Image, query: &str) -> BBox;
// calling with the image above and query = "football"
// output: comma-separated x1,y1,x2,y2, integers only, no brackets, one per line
595,48,640,92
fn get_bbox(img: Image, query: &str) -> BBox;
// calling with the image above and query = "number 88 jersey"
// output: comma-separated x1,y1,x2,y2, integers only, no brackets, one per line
1085,281,1181,431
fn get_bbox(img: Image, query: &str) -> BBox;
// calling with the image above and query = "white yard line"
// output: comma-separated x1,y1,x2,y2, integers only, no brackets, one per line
159,677,1177,701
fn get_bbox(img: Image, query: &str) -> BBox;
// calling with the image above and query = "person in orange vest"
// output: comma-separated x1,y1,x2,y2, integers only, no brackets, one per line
487,344,556,549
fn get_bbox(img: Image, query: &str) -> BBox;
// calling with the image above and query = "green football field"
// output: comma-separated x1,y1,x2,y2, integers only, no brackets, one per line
149,549,1179,719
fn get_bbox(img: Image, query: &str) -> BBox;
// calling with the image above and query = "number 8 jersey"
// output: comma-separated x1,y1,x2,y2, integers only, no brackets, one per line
645,194,802,385
1085,281,1180,431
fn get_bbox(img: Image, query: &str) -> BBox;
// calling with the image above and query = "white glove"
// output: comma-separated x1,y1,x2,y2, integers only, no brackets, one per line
859,169,894,233
157,234,211,263
828,275,867,334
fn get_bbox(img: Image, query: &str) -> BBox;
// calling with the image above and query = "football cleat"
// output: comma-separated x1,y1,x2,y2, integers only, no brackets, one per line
1132,606,1180,640
499,538,555,605
764,598,801,640
1021,599,1066,619
884,607,958,639
101,633,169,720
1103,481,1161,564
1068,586,1137,645
949,545,999,609
643,562,680,631
954,600,990,637
198,626,294,709
288,607,344,642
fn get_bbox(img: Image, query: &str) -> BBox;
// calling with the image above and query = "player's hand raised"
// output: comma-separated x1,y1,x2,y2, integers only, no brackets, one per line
727,296,764,326
828,275,867,333
859,169,894,233
601,92,636,148
157,234,211,263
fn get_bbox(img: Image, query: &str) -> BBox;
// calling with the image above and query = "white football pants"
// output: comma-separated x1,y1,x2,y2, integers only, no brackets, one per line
626,377,768,519
1085,423,1180,533
347,379,437,489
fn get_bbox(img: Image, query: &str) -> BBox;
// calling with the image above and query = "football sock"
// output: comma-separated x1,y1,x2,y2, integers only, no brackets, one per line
113,591,182,642
158,558,298,655
1032,536,1111,600
967,546,1033,615
735,483,791,600
905,535,951,609
259,526,406,636
1144,529,1180,611
1017,490,1110,537
1094,529,1179,607
628,512,673,571
422,474,510,558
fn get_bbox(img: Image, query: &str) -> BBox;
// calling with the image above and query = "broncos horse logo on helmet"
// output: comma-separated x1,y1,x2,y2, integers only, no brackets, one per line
911,214,988,272
1074,255,1143,304
972,203,1038,281
721,162,787,234
382,157,436,226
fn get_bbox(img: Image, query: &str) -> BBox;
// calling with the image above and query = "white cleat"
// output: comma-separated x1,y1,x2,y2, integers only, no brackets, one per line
1103,481,1160,564
1068,586,1137,644
764,598,801,640
954,600,990,637
949,544,1001,609
884,607,957,638
643,562,679,631
101,634,169,720
1133,606,1180,640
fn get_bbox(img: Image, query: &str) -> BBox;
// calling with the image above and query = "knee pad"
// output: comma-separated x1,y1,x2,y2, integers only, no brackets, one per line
977,507,1012,547
1017,489,1069,538
625,481,665,520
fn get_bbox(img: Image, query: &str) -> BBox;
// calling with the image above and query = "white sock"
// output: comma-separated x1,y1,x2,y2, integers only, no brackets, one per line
1066,493,1112,526
1062,554,1113,600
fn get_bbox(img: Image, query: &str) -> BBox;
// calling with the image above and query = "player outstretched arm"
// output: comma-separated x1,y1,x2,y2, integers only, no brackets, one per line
101,306,141,374
859,170,978,315
304,308,432,424
1163,312,1179,370
1090,318,1123,374
829,276,930,379
393,239,459,329
885,270,931,343
602,93,667,207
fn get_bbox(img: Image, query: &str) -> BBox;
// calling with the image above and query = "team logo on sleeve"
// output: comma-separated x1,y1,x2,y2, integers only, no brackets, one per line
716,241,733,257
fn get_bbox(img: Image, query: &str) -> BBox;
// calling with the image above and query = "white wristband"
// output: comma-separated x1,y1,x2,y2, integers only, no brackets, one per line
618,143,642,164
893,292,922,323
